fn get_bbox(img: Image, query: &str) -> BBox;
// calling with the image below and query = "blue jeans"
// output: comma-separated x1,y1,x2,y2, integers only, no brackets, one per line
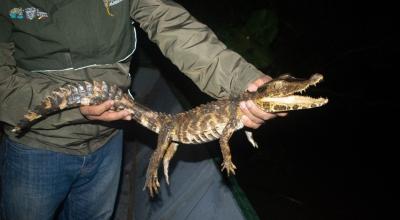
0,131,123,220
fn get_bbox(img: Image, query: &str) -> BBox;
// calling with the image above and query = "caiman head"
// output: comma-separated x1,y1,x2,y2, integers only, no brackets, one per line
252,73,328,112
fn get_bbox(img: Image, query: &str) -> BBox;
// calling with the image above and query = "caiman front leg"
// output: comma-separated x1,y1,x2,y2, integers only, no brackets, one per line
219,120,238,176
163,142,179,185
143,128,172,197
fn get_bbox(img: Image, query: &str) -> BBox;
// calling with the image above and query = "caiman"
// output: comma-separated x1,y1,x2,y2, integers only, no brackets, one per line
11,73,328,197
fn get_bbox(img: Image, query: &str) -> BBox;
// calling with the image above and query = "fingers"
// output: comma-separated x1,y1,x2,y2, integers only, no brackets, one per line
276,112,288,117
80,100,132,121
247,75,272,92
242,75,288,129
240,100,277,129
240,100,287,129
241,115,261,129
86,110,131,121
80,100,114,116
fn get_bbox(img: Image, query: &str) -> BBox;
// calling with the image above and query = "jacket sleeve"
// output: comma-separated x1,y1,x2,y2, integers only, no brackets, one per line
0,42,56,126
130,0,265,98
0,16,77,127
0,15,27,125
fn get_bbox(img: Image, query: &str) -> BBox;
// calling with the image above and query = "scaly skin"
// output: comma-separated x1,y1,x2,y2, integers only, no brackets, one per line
12,73,328,197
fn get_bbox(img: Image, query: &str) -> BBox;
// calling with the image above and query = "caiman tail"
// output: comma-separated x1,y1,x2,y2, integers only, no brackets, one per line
11,81,162,134
127,100,163,134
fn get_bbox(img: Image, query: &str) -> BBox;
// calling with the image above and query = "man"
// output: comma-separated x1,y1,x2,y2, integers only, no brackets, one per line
0,0,284,219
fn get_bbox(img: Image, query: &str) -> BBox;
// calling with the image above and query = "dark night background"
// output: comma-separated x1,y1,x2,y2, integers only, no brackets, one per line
134,0,398,220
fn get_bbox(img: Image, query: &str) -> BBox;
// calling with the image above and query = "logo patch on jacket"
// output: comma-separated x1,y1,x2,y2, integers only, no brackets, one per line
9,7,48,20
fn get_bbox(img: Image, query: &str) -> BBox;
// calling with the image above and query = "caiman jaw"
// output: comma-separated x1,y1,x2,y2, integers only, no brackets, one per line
256,73,328,112
258,95,328,112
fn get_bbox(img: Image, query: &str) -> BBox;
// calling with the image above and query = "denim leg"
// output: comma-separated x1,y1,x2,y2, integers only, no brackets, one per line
59,131,123,220
0,138,81,220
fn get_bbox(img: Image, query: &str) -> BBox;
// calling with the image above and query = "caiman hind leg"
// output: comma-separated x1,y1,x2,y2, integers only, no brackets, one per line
163,142,179,185
219,121,238,175
245,131,259,148
143,129,172,197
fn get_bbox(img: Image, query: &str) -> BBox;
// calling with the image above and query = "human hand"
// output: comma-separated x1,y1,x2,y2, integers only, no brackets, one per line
80,100,132,121
240,75,287,129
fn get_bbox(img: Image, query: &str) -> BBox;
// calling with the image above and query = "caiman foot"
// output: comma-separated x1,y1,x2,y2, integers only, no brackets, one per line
221,161,237,176
143,174,160,197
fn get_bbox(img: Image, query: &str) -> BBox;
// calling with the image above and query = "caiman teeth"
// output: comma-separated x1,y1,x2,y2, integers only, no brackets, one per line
261,95,328,105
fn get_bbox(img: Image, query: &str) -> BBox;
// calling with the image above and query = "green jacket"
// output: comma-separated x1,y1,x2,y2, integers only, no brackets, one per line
0,0,264,155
